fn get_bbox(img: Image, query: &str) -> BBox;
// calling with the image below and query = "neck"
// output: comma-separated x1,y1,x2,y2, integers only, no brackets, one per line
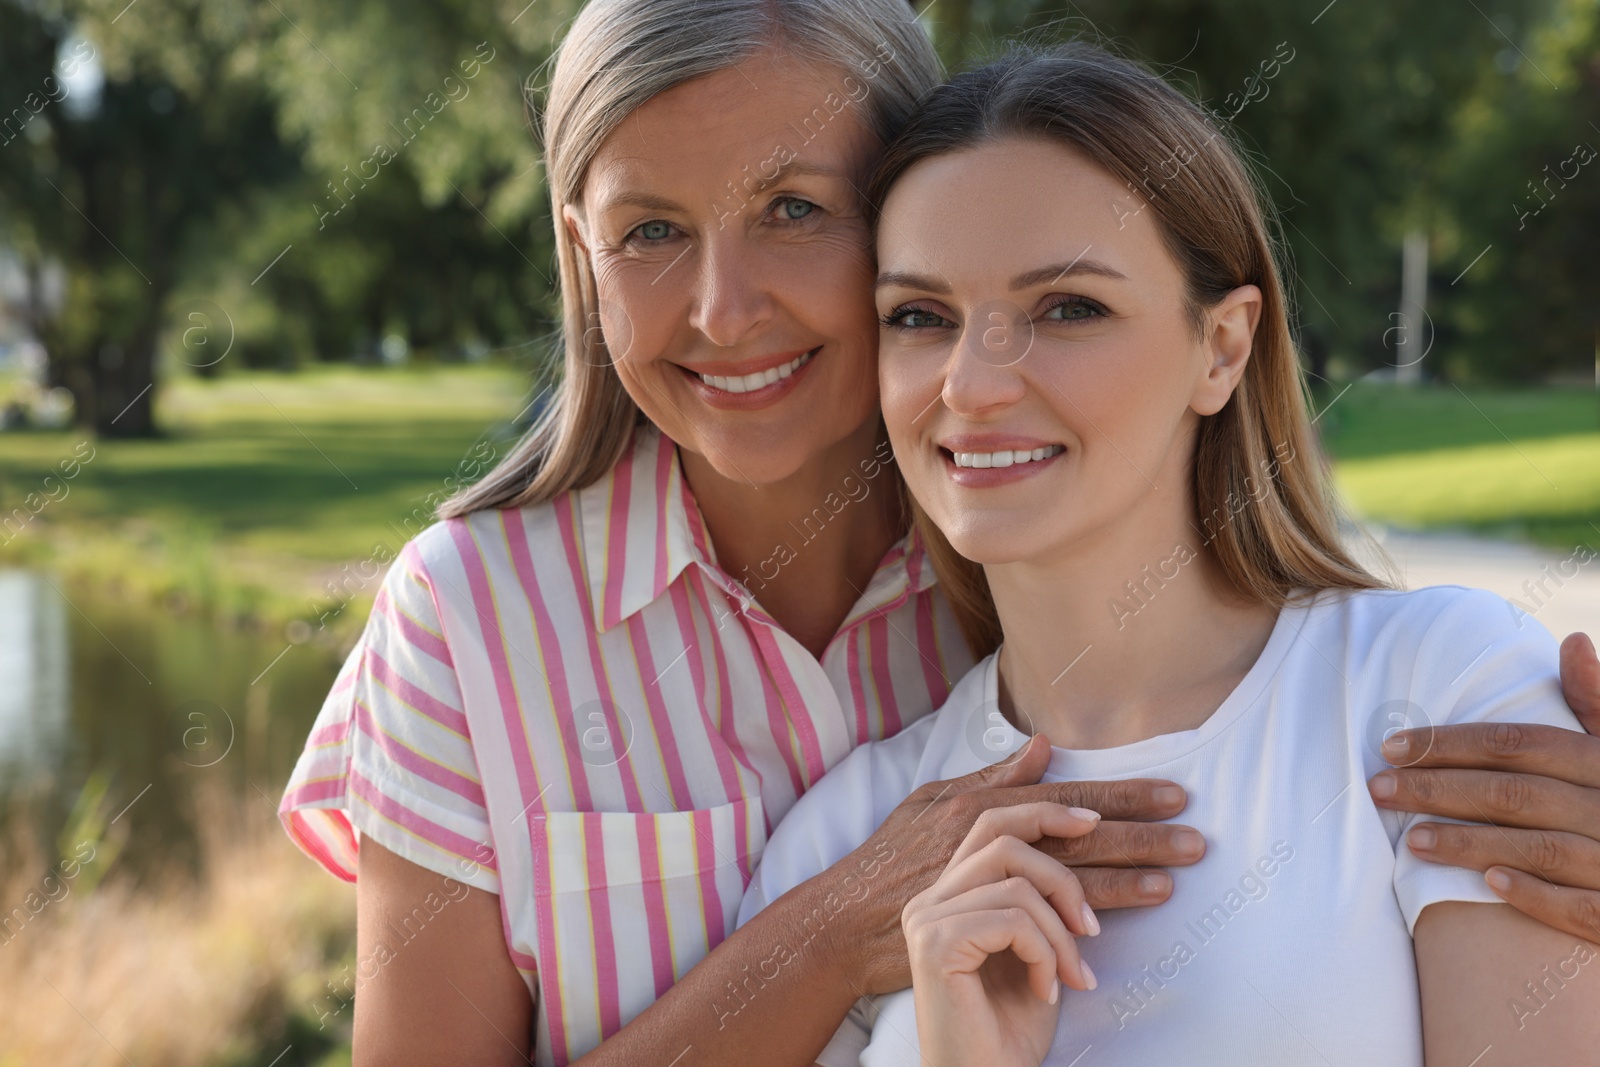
680,419,906,658
988,493,1278,751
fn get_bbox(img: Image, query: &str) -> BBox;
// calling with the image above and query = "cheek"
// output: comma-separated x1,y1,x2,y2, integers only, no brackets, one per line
877,344,937,438
1052,330,1198,464
782,227,877,332
593,259,684,368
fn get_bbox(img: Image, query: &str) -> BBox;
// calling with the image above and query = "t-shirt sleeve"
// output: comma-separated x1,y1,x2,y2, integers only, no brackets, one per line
277,536,498,893
1390,587,1584,934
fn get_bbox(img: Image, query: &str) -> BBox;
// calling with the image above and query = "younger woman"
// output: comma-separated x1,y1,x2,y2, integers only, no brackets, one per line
739,43,1599,1065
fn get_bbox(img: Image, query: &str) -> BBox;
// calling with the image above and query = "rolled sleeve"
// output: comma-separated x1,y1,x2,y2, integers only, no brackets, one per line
279,538,498,893
1392,589,1584,933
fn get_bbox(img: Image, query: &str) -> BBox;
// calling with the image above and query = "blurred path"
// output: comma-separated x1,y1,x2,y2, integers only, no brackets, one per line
1345,525,1600,644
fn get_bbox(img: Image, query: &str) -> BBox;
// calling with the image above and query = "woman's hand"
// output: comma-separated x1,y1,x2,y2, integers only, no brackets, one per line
902,802,1102,1067
820,734,1198,994
1369,632,1600,942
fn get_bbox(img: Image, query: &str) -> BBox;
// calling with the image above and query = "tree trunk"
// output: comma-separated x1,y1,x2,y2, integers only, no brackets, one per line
65,322,162,438
95,330,159,438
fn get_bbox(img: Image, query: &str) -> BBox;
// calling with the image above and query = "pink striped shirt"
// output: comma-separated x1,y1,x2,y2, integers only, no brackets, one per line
278,423,972,1065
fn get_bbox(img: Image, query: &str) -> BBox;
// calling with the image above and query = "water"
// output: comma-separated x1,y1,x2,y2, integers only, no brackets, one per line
0,568,344,883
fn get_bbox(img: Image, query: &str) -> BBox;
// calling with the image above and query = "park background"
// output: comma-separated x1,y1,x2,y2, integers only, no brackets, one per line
0,0,1597,1063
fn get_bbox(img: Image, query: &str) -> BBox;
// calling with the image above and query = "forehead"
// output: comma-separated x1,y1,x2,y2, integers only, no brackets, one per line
583,50,880,203
876,136,1179,286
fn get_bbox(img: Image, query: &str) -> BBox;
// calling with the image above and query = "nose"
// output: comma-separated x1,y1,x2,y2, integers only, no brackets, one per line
686,235,775,348
941,305,1030,416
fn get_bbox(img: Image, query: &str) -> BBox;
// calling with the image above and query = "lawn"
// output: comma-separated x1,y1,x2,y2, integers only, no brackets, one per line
0,362,537,636
1320,383,1600,552
2,369,1597,635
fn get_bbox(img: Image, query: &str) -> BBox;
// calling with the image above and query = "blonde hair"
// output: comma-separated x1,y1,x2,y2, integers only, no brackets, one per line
438,0,945,518
865,43,1389,658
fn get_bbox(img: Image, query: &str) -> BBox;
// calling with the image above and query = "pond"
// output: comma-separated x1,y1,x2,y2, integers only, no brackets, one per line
0,567,344,883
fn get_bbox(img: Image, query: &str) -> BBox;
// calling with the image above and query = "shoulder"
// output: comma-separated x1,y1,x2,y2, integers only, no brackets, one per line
400,472,607,611
1311,585,1574,732
1304,584,1553,661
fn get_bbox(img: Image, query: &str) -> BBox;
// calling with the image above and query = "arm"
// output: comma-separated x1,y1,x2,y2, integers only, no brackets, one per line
1371,632,1600,944
1414,899,1600,1065
354,839,533,1067
354,833,862,1067
355,735,1202,1066
567,735,1198,1066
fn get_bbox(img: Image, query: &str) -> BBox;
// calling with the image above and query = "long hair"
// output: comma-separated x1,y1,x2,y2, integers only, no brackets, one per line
865,42,1388,658
437,0,945,518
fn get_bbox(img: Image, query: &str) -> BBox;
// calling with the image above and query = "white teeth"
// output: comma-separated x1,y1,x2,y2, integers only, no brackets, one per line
696,350,814,393
951,445,1065,469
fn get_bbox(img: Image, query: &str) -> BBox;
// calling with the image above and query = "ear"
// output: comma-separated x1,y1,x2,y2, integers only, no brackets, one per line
562,203,591,258
1191,284,1262,417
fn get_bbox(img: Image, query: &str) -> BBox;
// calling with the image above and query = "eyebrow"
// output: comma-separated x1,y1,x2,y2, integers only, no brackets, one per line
875,258,1129,292
598,159,851,214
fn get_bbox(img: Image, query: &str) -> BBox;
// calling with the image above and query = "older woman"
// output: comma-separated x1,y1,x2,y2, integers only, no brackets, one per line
277,1,1600,1065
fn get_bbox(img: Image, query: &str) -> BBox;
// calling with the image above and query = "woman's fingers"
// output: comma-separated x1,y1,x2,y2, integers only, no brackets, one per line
1408,822,1600,892
950,802,1103,867
923,831,1096,938
1075,866,1175,909
1368,766,1600,835
990,777,1188,821
906,880,1096,999
1559,631,1600,725
1376,720,1600,789
910,876,1091,993
1035,818,1206,869
911,907,1064,1002
1484,864,1600,945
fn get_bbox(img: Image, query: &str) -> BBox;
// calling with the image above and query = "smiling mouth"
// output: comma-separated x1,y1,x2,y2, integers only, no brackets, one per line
692,349,816,394
946,444,1066,469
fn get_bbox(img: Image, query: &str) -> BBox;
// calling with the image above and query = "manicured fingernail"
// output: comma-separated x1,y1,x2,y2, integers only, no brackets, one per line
1408,826,1436,850
1069,806,1102,823
1048,977,1060,1004
1139,872,1172,897
1383,733,1409,756
1153,785,1185,807
1173,830,1204,856
1080,901,1101,936
1081,960,1097,991
1369,773,1397,799
1486,868,1513,893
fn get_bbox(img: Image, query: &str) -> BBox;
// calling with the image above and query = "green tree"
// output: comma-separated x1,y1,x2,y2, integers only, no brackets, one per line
0,0,300,436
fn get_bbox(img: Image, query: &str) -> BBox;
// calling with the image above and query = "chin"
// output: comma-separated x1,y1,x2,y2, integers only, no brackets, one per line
688,425,828,487
935,516,1041,568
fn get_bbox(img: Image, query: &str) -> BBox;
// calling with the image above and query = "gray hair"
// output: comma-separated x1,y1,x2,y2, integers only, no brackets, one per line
439,0,944,518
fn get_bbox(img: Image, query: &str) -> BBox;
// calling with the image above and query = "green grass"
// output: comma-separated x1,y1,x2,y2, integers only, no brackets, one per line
0,363,535,634
1321,383,1600,551
2,369,1597,633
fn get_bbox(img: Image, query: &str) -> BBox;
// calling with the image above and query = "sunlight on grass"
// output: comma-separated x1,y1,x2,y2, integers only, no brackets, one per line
0,364,536,633
1323,384,1600,551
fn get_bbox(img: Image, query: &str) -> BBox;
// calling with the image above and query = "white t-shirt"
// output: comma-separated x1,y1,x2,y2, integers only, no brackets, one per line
737,586,1583,1066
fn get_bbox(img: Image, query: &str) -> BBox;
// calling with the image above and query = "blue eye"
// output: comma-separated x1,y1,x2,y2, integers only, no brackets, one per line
777,198,816,220
1045,297,1105,322
632,220,673,241
880,306,951,330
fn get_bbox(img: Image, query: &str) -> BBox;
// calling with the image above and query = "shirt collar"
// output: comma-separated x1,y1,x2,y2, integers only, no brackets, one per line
577,423,706,632
576,423,939,633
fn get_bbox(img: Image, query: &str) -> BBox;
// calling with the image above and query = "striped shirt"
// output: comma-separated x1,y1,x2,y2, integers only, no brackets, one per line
278,422,972,1066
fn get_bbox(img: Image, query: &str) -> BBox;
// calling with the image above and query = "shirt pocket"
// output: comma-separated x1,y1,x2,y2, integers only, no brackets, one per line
528,796,767,1066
